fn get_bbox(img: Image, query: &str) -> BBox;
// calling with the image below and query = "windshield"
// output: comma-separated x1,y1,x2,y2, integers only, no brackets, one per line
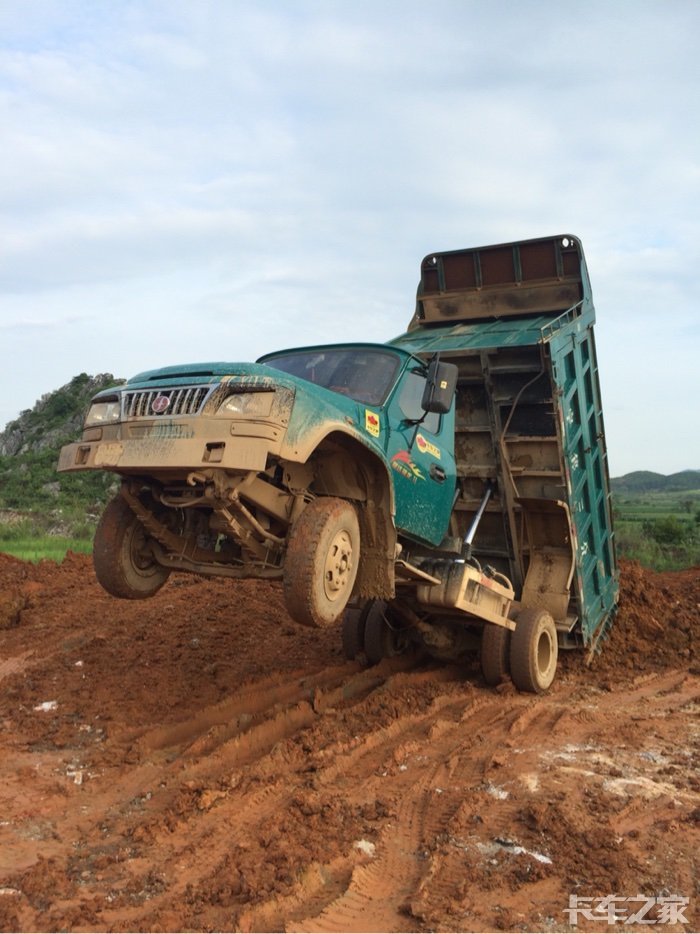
262,348,402,405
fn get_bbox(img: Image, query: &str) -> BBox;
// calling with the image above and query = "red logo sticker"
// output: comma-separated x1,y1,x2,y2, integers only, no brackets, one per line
151,394,171,414
365,409,380,437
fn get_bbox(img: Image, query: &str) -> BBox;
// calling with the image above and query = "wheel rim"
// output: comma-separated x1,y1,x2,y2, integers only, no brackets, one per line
129,523,159,575
536,626,556,683
323,528,354,602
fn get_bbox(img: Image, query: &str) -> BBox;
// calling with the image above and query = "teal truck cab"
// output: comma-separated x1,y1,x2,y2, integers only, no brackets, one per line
58,234,618,692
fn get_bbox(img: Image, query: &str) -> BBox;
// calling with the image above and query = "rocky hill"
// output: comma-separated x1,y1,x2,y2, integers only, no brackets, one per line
0,374,123,520
0,373,122,457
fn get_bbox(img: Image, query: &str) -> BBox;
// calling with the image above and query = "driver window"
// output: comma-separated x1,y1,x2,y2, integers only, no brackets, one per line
398,372,440,434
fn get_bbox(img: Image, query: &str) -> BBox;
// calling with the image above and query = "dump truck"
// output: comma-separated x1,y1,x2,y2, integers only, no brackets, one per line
57,233,618,693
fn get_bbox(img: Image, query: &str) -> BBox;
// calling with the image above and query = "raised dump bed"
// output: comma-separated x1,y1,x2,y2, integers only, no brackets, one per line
390,234,618,655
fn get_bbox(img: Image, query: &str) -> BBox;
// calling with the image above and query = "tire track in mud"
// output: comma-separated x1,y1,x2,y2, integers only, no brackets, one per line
289,760,458,934
1,657,424,925
5,608,698,934
82,657,474,927
233,677,521,930
6,663,700,934
2,555,698,932
72,663,681,933
67,655,418,839
246,694,542,932
81,660,531,931
285,670,700,934
395,670,699,933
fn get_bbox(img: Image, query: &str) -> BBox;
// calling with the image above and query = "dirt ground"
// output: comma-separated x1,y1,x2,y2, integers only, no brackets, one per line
0,554,697,934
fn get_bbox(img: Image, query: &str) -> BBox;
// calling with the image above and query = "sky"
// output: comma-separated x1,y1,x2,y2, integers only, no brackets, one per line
1,0,698,477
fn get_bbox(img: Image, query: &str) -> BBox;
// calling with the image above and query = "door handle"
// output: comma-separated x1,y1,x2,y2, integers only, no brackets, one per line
429,463,446,483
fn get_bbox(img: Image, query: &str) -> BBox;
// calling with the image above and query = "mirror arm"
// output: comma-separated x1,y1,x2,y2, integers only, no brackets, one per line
407,415,426,452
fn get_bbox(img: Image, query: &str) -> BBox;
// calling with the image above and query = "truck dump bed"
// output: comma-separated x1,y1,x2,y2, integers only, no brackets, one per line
391,234,618,648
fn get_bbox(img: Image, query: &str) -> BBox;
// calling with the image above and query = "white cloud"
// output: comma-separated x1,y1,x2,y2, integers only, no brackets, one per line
0,0,698,475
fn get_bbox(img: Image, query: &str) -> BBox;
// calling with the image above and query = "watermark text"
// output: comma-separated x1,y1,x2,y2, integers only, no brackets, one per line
565,894,690,925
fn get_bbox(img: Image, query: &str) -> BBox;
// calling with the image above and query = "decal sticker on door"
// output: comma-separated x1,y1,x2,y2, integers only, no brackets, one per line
391,449,425,482
365,410,380,437
415,433,441,459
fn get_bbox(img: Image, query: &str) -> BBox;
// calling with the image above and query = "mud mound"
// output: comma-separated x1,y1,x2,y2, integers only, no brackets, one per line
0,554,697,932
589,560,698,678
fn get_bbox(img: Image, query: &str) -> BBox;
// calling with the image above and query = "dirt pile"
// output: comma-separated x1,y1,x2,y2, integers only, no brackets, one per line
0,555,697,932
589,560,697,676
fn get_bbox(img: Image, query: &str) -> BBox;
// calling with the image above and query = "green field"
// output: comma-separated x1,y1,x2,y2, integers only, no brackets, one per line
613,488,700,571
0,534,92,563
2,489,698,571
0,514,94,563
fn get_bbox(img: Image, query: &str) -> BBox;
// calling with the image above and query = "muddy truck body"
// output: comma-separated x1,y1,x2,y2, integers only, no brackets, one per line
58,233,618,692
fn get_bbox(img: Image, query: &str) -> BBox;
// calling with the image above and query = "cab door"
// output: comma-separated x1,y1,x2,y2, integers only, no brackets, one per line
385,368,456,546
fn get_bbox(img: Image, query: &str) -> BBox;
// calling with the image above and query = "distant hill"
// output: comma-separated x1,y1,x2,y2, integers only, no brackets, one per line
0,373,123,517
610,470,700,494
0,373,123,457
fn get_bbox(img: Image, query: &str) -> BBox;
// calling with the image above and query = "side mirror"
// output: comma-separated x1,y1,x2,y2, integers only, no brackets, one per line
421,358,458,414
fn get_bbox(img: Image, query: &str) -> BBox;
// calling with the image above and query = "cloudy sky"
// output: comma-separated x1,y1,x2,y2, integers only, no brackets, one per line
1,0,698,476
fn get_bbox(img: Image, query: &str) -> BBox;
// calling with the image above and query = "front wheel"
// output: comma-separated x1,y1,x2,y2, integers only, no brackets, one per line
93,495,171,599
284,497,360,628
509,607,558,693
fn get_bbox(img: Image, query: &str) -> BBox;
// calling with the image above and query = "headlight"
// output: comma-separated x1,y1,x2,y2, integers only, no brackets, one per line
217,392,274,418
84,399,121,427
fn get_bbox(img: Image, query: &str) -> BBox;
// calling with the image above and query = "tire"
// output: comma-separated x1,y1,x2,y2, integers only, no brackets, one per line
363,600,407,665
509,607,558,694
481,622,511,686
93,495,171,599
283,497,360,628
341,605,367,660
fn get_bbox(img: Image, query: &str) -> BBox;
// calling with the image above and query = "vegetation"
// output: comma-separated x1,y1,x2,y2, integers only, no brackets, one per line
0,519,92,562
0,373,121,561
613,484,700,571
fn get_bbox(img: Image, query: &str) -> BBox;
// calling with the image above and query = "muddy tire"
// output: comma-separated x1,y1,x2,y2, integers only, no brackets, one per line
509,607,558,693
93,495,171,599
363,600,407,665
284,497,360,628
341,605,367,660
481,622,511,686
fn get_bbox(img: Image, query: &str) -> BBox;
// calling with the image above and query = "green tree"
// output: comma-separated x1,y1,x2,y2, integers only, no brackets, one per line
643,515,688,546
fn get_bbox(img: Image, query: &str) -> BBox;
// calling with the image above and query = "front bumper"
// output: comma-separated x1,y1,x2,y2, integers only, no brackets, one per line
57,418,284,475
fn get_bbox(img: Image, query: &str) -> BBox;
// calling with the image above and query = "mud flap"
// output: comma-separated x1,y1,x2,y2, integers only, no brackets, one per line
517,497,575,623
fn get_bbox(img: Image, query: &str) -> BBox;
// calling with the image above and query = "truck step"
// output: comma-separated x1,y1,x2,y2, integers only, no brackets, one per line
395,559,441,586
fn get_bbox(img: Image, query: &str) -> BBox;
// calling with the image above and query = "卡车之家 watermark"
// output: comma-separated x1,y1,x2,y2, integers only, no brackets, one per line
565,894,690,925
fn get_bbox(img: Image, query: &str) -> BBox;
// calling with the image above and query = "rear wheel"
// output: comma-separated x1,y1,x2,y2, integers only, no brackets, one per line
341,605,367,660
363,600,408,665
93,495,171,599
284,497,360,628
481,622,511,686
509,607,558,693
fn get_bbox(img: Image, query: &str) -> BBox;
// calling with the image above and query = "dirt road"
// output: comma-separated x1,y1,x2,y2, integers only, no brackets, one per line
0,554,697,932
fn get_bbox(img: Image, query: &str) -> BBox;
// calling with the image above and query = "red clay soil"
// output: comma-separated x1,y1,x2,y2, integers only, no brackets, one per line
0,555,697,933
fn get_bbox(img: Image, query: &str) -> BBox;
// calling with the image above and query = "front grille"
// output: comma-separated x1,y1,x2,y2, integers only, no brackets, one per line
123,386,212,418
